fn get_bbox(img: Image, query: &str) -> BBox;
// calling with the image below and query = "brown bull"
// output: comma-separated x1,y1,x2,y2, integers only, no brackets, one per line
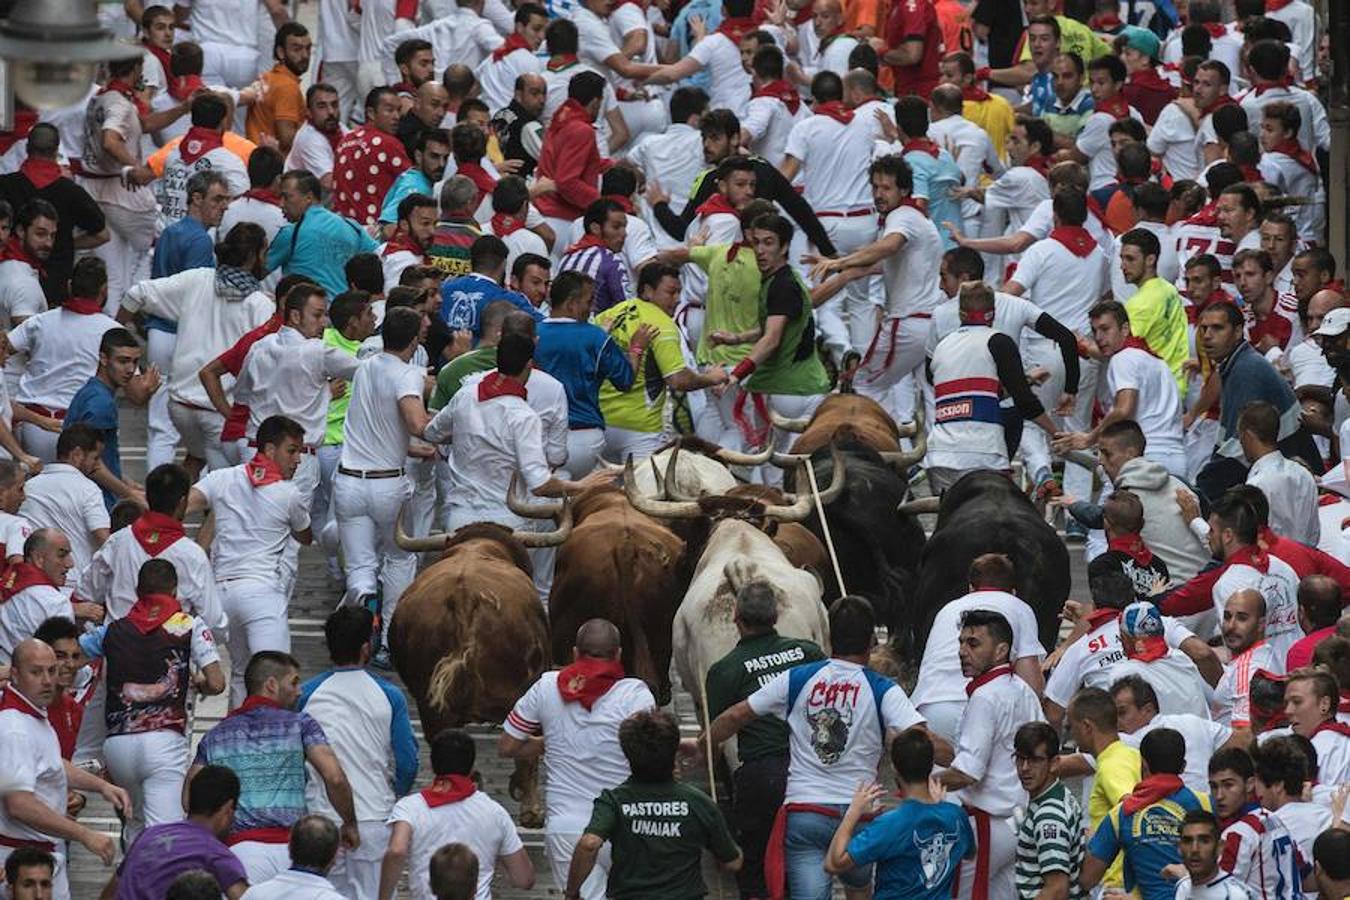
391,514,568,828
546,486,687,705
771,394,916,457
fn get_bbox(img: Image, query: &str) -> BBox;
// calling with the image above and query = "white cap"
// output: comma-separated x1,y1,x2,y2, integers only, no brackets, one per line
1312,307,1350,338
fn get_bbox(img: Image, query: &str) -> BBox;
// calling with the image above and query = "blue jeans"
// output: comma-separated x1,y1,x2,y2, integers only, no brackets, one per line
785,806,872,900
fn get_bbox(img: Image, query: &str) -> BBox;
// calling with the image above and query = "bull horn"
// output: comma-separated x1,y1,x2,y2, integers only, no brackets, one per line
513,498,574,547
1061,449,1100,471
759,463,815,523
897,496,941,515
506,474,564,518
777,443,848,505
623,455,704,519
880,397,927,472
393,503,451,552
768,408,809,433
646,454,665,498
711,442,775,467
770,451,810,468
664,441,705,503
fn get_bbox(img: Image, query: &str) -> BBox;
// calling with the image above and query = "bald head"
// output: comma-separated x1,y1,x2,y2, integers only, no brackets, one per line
1227,588,1267,618
843,68,878,101
931,83,964,116
575,618,621,659
1298,574,1342,631
414,81,450,125
11,637,53,670
1308,288,1345,326
1222,588,1267,655
813,0,842,15
9,638,56,708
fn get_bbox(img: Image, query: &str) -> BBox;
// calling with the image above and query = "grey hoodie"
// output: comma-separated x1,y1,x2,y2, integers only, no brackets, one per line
1114,455,1212,583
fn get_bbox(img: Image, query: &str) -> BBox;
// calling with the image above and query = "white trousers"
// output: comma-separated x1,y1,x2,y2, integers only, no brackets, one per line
334,472,416,624
329,820,390,900
220,436,247,466
145,329,180,471
915,700,965,747
675,302,704,352
169,402,229,470
16,416,61,463
277,453,320,597
617,96,668,147
200,41,260,89
955,812,1017,900
404,453,442,537
93,201,156,309
1019,336,1098,497
762,393,825,486
854,315,929,423
814,215,879,363
231,840,291,886
219,577,291,708
563,429,605,480
320,60,361,125
546,831,612,900
103,729,190,845
694,382,744,452
314,444,343,563
73,679,106,768
0,849,67,900
602,426,665,463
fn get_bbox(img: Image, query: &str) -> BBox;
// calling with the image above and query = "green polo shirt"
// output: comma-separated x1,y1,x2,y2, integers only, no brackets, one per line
1124,276,1189,394
429,346,498,411
322,327,362,446
690,243,763,368
586,779,740,899
704,631,826,764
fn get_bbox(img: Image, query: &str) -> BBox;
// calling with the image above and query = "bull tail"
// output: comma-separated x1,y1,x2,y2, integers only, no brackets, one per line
426,645,475,714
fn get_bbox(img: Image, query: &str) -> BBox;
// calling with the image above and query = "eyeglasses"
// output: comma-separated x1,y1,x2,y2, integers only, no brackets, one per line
1013,753,1052,764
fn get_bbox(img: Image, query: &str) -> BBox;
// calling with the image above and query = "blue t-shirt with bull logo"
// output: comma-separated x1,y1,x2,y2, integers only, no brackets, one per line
847,799,975,900
438,272,542,342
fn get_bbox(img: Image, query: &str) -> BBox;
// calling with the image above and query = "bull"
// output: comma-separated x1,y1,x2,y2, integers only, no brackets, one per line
900,469,1071,656
390,508,571,828
770,395,927,635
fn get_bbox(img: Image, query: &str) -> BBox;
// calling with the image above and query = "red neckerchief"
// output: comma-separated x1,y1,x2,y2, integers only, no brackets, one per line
961,84,991,103
47,690,82,758
1049,226,1096,258
64,296,104,315
1121,335,1160,358
753,79,801,115
492,32,533,62
717,16,758,42
0,235,45,276
456,161,498,204
1085,607,1122,630
124,592,183,634
1265,0,1294,11
179,126,224,165
557,656,626,709
722,241,750,264
490,212,526,236
1108,532,1154,565
1229,543,1271,573
18,157,62,190
603,193,636,216
1117,170,1151,186
964,663,1013,697
0,687,45,720
547,53,579,72
1200,21,1227,38
1312,719,1350,738
879,197,926,229
99,78,149,116
1339,693,1350,715
477,371,528,402
321,125,343,153
959,307,996,326
565,234,611,255
242,187,282,206
0,562,57,602
1186,201,1220,227
1128,67,1178,98
130,511,186,556
813,100,854,125
1122,774,1185,814
1272,138,1318,175
420,774,478,808
0,107,37,156
226,694,287,718
1124,633,1169,662
1089,11,1123,30
382,230,425,258
246,453,285,488
1252,75,1293,96
697,193,740,218
902,138,940,159
1238,163,1264,183
1199,92,1238,117
143,40,173,79
1095,93,1132,120
1086,194,1108,225
1023,153,1051,175
391,80,417,97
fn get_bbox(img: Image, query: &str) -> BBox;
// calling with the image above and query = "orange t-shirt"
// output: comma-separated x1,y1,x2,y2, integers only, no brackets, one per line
148,131,257,177
245,63,304,145
845,0,888,34
933,0,972,56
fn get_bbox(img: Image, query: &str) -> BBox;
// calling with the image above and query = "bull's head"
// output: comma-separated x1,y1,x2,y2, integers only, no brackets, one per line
392,492,574,552
770,392,927,475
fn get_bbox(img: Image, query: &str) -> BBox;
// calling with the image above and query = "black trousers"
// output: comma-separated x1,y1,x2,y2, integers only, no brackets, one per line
732,754,789,899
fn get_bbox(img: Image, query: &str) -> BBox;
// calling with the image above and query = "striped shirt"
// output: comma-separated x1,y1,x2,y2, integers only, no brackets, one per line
558,244,631,314
1015,780,1087,900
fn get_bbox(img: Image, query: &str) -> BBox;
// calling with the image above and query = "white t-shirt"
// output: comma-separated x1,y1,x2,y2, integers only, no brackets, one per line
926,292,1045,357
1119,713,1229,795
501,672,655,831
1105,346,1184,457
0,511,33,561
1212,640,1280,728
1019,197,1114,256
237,326,362,445
1147,102,1200,183
0,691,67,846
475,47,544,115
157,146,249,223
742,95,801,167
1110,650,1212,720
19,462,110,579
340,352,427,471
1247,450,1321,548
1010,234,1108,333
1076,107,1145,189
186,0,260,48
950,671,1043,816
387,790,524,900
8,307,119,409
911,590,1045,707
0,260,48,328
748,658,924,804
285,123,343,181
880,205,943,319
194,464,309,582
783,113,873,212
1043,613,1195,709
0,583,72,665
1311,727,1350,786
688,32,751,115
625,123,704,220
1173,872,1252,900
75,524,224,631
317,0,361,63
984,166,1049,250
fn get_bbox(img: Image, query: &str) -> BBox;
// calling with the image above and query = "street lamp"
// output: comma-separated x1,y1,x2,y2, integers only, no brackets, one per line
0,0,141,110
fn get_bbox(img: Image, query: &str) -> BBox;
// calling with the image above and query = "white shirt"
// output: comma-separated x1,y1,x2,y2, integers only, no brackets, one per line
121,268,275,408
483,221,549,280
911,590,1044,707
748,658,924,804
75,522,224,632
1044,613,1195,709
1019,197,1114,257
784,113,872,212
1210,551,1301,667
1173,872,1252,900
317,0,361,63
688,32,750,115
462,368,569,468
626,124,704,220
1273,800,1330,865
1212,640,1280,728
387,790,524,900
0,582,71,665
1010,233,1108,333
609,2,657,66
220,196,287,248
1265,0,1317,85
285,123,343,181
926,292,1046,356
383,9,503,79
984,166,1049,252
240,869,346,899
475,47,544,114
1310,726,1350,786
1110,650,1212,720
156,145,249,223
8,307,118,409
1076,107,1146,189
950,670,1043,816
1120,713,1229,795
743,95,802,167
502,672,655,830
1240,84,1329,154
931,115,1002,222
880,205,943,319
341,352,427,471
195,464,309,582
1258,150,1325,245
0,689,67,846
1248,450,1321,547
19,462,109,579
0,511,33,561
237,327,362,445
0,259,47,327
1105,346,1184,457
1147,102,1201,183
186,0,260,48
574,6,627,82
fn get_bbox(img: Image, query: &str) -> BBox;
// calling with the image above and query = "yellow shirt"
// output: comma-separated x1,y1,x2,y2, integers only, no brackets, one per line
962,94,1016,160
1018,15,1112,65
1089,739,1142,889
1125,276,1190,395
596,299,687,433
